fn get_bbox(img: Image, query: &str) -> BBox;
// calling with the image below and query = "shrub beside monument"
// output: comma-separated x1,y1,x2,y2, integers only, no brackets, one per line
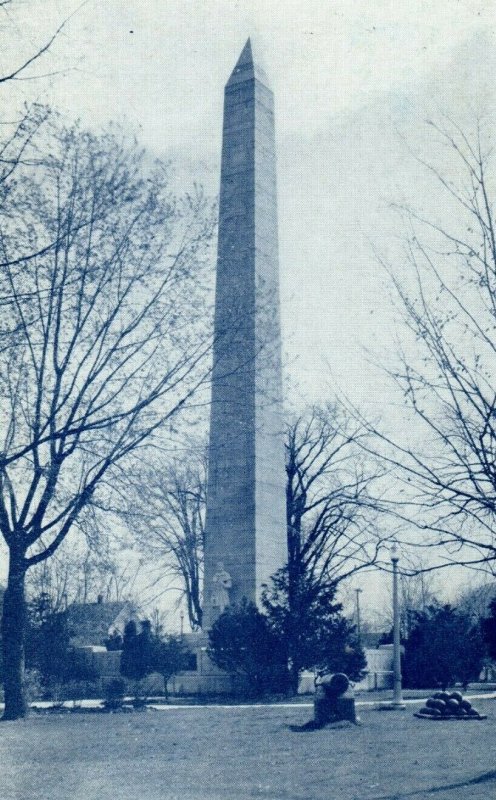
207,600,288,696
262,571,366,693
207,591,365,698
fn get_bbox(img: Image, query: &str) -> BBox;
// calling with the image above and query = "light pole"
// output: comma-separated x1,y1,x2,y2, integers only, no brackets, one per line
391,543,405,709
180,610,184,639
355,588,363,645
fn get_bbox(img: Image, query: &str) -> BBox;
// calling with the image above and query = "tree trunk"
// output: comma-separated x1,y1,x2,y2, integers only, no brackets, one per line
2,549,28,720
287,566,302,696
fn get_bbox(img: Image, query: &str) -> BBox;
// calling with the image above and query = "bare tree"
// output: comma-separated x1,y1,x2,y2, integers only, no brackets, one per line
0,115,214,719
454,580,496,625
253,403,387,693
124,405,387,640
0,2,86,189
123,447,206,630
26,537,144,611
399,565,439,638
0,104,52,193
285,403,387,594
367,116,496,574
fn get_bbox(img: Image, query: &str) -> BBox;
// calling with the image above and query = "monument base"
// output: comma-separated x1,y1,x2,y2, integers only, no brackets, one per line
167,632,235,696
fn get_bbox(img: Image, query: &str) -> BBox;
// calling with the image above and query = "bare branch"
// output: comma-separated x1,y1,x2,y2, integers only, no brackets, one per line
0,2,88,85
361,116,496,572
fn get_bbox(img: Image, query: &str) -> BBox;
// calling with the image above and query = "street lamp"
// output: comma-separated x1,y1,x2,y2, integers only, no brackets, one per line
180,610,184,638
391,542,405,709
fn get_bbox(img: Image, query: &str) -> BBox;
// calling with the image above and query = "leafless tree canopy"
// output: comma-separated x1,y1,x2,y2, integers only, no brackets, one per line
120,405,387,635
0,2,84,194
0,0,77,85
285,403,386,590
0,117,213,569
122,448,206,630
375,552,440,638
370,116,496,573
0,104,51,193
455,580,496,624
0,114,214,718
0,117,208,563
26,537,143,611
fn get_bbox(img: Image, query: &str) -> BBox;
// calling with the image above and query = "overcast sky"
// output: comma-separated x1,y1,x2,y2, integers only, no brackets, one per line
3,0,496,617
4,0,496,418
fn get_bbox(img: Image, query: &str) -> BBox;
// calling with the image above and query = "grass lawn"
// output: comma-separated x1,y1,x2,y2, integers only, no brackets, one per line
1,698,495,800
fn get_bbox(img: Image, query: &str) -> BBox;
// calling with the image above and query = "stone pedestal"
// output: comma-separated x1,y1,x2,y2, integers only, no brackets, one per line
168,632,243,696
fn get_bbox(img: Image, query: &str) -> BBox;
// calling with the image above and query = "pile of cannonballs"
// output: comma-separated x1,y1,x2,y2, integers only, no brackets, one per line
416,691,485,720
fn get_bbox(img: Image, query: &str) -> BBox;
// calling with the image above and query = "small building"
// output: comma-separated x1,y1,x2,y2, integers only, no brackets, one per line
66,597,135,649
63,598,136,690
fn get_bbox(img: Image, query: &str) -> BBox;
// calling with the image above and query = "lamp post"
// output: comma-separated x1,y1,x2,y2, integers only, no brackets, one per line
180,610,184,639
391,543,405,709
355,588,363,645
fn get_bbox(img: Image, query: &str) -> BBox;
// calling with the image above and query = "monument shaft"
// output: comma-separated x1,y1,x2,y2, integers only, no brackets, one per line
203,41,287,628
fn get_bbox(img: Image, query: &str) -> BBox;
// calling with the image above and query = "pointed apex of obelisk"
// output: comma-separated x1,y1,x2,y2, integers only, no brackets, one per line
237,38,253,68
226,37,270,89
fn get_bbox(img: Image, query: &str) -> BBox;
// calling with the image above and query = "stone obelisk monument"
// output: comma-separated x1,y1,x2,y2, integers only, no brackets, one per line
203,39,287,629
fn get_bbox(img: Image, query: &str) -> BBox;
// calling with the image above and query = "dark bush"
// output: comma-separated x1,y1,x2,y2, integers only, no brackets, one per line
403,605,485,690
208,600,288,697
103,677,127,709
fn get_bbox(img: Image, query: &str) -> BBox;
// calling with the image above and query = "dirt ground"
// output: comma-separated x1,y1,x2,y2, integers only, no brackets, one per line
1,698,495,800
